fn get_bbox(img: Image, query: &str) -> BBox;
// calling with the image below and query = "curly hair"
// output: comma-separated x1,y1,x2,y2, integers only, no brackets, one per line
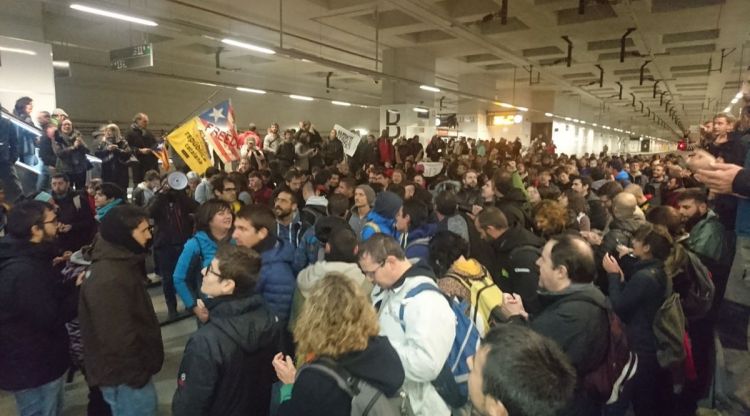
533,199,569,237
294,273,379,359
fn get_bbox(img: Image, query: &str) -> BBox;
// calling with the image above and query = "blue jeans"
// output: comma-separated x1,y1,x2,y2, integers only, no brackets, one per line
101,379,157,416
13,375,64,416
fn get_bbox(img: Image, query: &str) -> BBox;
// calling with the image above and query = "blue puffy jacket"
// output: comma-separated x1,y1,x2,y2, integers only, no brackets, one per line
360,211,397,241
173,231,232,309
258,238,297,321
397,223,437,263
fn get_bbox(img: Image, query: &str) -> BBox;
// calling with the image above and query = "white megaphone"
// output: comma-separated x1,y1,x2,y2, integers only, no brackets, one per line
167,171,188,191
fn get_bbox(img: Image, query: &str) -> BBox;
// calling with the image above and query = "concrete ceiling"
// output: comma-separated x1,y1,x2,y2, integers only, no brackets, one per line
18,0,750,138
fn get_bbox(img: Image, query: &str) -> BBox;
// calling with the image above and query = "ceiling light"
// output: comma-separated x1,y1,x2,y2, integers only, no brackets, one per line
289,94,313,101
723,107,732,113
513,114,524,123
52,61,70,68
516,106,528,112
70,4,158,26
419,85,440,93
236,87,266,94
592,123,598,127
498,102,514,109
0,46,36,55
544,112,554,117
413,107,429,113
564,117,572,121
387,109,399,113
731,98,739,104
332,101,351,106
579,120,586,124
221,38,275,55
435,117,441,126
198,82,218,87
359,105,369,109
735,92,743,99
572,118,580,123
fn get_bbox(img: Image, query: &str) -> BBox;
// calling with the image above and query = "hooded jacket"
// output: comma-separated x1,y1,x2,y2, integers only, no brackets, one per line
172,294,281,416
148,190,198,248
278,336,405,416
686,210,727,264
288,261,372,332
173,231,229,309
360,210,397,241
596,216,643,293
397,223,438,263
54,189,96,253
487,225,545,315
79,237,164,388
53,130,89,174
257,238,297,320
0,237,77,390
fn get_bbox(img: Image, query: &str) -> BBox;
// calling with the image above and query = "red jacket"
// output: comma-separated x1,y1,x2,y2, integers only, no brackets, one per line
377,138,395,165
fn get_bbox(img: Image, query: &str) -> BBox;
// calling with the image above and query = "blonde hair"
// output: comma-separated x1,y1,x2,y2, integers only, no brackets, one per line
105,123,121,139
294,273,379,359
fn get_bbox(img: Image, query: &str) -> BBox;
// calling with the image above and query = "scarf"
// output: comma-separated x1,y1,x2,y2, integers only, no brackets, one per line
96,198,123,221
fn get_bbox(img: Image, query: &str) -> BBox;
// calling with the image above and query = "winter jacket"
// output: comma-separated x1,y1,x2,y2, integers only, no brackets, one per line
495,187,532,229
321,137,344,166
194,179,213,204
288,261,372,332
596,216,643,292
375,261,455,416
0,237,77,390
686,210,726,264
487,225,545,315
608,259,666,355
360,210,397,241
148,190,198,248
53,190,97,253
79,237,163,388
95,137,132,191
131,183,155,207
258,238,297,321
586,192,609,231
278,336,405,416
173,231,231,309
645,178,668,207
172,294,281,416
53,130,89,174
519,283,609,416
348,207,370,238
39,134,57,167
126,124,158,172
397,223,437,263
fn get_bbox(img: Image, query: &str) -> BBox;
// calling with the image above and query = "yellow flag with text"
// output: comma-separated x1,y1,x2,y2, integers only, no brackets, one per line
166,117,212,175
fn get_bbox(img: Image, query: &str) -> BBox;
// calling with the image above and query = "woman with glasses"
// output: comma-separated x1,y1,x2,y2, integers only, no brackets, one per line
173,200,235,323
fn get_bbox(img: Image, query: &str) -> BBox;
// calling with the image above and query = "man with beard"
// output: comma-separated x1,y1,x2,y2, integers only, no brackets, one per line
51,173,96,253
274,189,303,250
0,200,81,416
676,188,726,264
458,169,482,210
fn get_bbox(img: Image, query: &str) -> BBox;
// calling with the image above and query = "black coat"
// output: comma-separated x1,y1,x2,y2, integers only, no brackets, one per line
321,137,344,166
172,294,281,416
488,225,545,314
148,190,198,248
278,336,405,416
39,135,57,167
126,125,158,171
0,237,78,390
54,190,97,252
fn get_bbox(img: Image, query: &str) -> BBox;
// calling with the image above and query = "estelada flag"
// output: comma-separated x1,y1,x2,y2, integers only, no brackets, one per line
165,117,212,175
150,144,171,171
198,100,241,164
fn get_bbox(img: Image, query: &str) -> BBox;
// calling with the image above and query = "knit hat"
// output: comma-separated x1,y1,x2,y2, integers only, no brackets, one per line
52,108,69,118
356,184,376,206
99,205,150,254
373,191,402,219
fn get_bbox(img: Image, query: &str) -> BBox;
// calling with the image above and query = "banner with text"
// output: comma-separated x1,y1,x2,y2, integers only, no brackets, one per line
198,100,241,164
334,124,361,157
166,117,212,175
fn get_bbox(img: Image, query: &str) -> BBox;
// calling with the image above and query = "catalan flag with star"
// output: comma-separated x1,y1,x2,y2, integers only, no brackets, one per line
198,100,241,164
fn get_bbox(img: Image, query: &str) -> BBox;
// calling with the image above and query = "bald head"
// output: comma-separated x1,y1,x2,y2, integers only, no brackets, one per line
547,234,596,285
613,192,637,220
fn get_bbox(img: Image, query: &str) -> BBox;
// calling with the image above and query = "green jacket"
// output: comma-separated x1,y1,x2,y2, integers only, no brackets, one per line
686,210,726,264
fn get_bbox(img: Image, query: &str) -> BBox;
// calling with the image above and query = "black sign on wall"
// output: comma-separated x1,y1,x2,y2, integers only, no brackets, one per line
110,43,153,71
640,140,651,153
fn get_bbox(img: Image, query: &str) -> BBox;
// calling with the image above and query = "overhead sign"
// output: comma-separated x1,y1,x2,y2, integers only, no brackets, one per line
110,43,153,71
334,124,361,157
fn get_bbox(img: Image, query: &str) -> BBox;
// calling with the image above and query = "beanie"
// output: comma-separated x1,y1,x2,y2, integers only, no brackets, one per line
99,205,150,254
356,184,376,206
373,191,402,219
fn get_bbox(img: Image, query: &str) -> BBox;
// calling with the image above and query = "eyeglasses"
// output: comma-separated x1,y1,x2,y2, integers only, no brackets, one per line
43,217,59,225
361,260,385,279
207,264,222,278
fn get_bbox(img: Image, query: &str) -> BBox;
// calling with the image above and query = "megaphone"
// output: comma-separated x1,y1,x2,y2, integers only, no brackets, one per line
167,171,188,191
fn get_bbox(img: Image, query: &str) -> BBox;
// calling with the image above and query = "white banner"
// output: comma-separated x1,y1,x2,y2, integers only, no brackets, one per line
420,162,444,177
334,124,361,157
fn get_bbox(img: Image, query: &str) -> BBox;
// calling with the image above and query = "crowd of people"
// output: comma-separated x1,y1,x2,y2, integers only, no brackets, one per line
0,97,749,416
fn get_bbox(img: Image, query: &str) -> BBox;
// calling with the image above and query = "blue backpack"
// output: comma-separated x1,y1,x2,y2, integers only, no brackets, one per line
399,282,481,408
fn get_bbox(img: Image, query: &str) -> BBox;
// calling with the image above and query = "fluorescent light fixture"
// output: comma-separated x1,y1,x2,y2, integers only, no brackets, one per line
735,92,743,99
358,105,369,109
564,117,572,121
332,100,351,106
413,107,429,113
236,87,266,94
290,94,314,101
435,117,441,126
198,82,218,87
221,38,275,55
544,113,554,117
731,98,739,104
580,120,586,124
516,106,529,112
0,46,36,55
498,102,514,109
387,109,399,113
420,85,440,92
723,107,732,113
513,114,524,123
592,123,598,127
70,4,158,26
52,61,70,68
572,119,580,123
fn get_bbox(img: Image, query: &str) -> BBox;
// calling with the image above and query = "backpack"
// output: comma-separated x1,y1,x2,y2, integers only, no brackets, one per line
297,358,412,416
444,266,504,336
673,249,715,320
579,298,638,405
399,283,481,408
653,271,687,369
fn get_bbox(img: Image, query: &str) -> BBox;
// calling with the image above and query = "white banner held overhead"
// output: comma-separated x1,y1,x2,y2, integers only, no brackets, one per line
334,124,361,157
420,162,444,177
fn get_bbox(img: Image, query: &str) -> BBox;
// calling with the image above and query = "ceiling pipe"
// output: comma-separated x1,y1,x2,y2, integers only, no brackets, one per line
562,36,573,67
620,28,636,63
660,91,668,106
639,60,652,85
595,64,604,87
653,80,661,98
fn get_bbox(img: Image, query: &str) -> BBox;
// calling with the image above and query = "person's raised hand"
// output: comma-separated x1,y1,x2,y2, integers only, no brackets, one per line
272,353,297,384
602,253,624,280
616,244,631,258
696,163,743,195
500,293,527,320
193,299,209,323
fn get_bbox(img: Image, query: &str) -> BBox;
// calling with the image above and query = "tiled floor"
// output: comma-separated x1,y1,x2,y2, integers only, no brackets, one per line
0,286,196,416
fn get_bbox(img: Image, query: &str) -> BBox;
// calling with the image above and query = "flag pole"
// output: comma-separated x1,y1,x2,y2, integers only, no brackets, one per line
162,89,220,138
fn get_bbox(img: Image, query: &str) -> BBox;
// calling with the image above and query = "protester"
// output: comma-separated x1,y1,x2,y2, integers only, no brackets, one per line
126,113,158,185
51,173,96,252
